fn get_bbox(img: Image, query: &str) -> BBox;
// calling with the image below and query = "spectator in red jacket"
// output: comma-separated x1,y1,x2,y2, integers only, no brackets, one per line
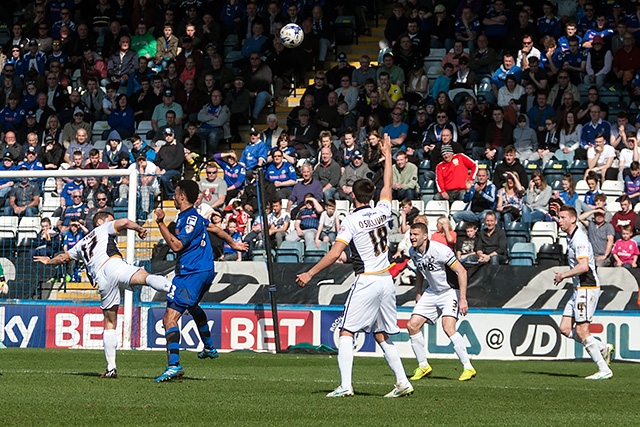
611,195,637,240
435,143,478,201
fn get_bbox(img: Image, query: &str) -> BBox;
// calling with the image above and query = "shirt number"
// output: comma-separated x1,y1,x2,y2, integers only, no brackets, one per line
368,226,389,257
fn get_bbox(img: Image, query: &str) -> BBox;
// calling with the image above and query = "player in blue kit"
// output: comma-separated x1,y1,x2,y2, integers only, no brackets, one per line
154,180,247,382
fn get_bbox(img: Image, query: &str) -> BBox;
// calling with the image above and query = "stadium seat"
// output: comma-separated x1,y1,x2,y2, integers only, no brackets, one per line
94,140,107,150
391,199,399,213
601,180,624,198
505,222,531,255
420,179,437,203
412,199,425,214
92,121,109,143
334,16,358,46
304,242,329,263
276,240,304,263
334,200,350,218
43,177,57,193
0,216,19,239
424,200,448,217
542,159,568,186
449,200,466,216
454,220,467,239
136,120,153,135
530,222,558,253
537,243,565,268
509,242,536,266
476,160,492,178
523,159,542,173
568,160,588,182
607,201,621,213
575,179,589,197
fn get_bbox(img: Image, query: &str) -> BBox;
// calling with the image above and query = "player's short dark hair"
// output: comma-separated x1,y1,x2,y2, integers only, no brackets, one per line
93,211,114,227
410,222,428,234
559,205,577,218
352,179,375,204
176,180,200,204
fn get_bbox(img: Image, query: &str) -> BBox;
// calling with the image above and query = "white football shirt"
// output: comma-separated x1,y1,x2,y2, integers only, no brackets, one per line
67,221,122,282
409,240,459,293
336,199,392,275
567,226,599,288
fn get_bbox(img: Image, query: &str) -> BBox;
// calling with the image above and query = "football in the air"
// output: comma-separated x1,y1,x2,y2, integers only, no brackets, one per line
280,23,304,48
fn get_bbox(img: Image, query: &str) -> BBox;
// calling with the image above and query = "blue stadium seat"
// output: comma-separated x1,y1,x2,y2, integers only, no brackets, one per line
543,159,567,186
276,241,304,263
505,222,531,255
510,242,536,266
568,160,588,182
304,242,329,263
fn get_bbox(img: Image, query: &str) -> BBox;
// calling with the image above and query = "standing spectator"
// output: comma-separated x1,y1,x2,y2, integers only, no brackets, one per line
476,212,507,265
482,0,511,50
104,35,138,92
212,151,246,201
154,127,185,198
584,35,612,87
435,144,477,202
474,106,514,163
578,206,615,266
312,148,340,203
224,76,250,143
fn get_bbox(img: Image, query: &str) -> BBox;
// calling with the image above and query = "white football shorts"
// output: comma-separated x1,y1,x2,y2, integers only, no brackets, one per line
412,287,459,325
95,257,141,310
340,273,400,335
563,287,600,323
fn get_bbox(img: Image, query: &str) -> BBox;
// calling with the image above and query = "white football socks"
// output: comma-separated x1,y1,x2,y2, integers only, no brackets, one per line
146,275,171,292
378,338,409,386
337,335,354,390
103,329,117,371
450,332,473,370
409,332,429,367
584,336,609,372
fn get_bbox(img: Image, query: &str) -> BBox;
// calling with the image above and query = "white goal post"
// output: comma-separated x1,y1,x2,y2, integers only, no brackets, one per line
0,168,139,349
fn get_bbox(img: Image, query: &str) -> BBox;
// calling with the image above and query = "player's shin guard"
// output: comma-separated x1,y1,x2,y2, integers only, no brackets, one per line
337,335,354,390
146,275,171,292
584,336,609,372
409,333,428,367
103,329,117,371
450,332,473,369
165,327,181,366
378,339,409,386
190,306,214,350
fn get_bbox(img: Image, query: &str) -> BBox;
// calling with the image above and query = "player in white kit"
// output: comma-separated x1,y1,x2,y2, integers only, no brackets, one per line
35,211,171,378
296,134,413,398
406,222,476,381
554,205,614,379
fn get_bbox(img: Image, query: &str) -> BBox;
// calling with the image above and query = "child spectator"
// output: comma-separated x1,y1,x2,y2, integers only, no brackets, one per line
267,199,290,248
554,173,578,209
431,215,456,250
32,217,61,257
625,161,640,206
612,225,639,269
315,199,339,247
399,199,420,234
286,194,323,247
63,219,88,282
222,218,243,261
456,222,480,265
226,200,250,234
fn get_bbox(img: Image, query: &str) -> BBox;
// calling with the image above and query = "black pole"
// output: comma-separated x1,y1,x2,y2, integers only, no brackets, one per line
256,167,281,353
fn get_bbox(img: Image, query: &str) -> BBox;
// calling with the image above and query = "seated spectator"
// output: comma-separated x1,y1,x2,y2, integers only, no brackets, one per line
455,7,480,52
62,219,87,282
452,168,497,224
262,114,286,148
335,150,371,202
398,199,420,235
456,221,480,265
103,94,135,140
0,153,16,199
226,200,250,234
611,195,637,241
441,40,470,73
584,35,612,87
31,217,61,257
578,206,614,267
611,113,636,151
548,71,580,111
212,151,246,202
129,135,156,164
105,35,137,91
473,106,513,162
497,75,524,124
200,162,227,210
612,225,639,269
520,57,548,92
429,4,455,51
285,193,323,247
435,144,477,201
513,114,539,162
625,161,640,206
266,149,297,200
557,111,582,163
150,89,184,139
431,215,456,250
612,32,640,87
528,92,556,138
103,132,130,168
582,172,602,210
537,116,561,164
58,189,87,233
20,146,44,172
383,108,409,153
476,211,507,265
490,53,522,103
289,109,319,156
311,149,340,203
554,173,579,210
6,174,40,217
556,36,586,85
221,218,243,261
430,62,454,100
268,199,290,248
392,150,419,200
315,199,338,247
197,90,230,156
469,35,497,84
524,170,552,223
376,53,405,89
496,170,525,227
0,131,22,162
85,191,114,231
586,132,616,181
154,23,179,66
335,131,361,170
239,129,268,171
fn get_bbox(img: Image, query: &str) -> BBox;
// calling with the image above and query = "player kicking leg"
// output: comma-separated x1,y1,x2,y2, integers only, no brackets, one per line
405,222,475,382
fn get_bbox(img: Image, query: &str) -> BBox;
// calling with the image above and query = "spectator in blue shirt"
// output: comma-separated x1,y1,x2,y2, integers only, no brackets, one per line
19,146,44,171
239,129,268,170
490,53,522,103
556,37,587,85
537,2,561,39
579,104,611,159
0,153,16,198
528,92,556,136
266,149,297,199
213,151,246,202
582,13,614,49
0,92,24,136
577,3,597,36
222,218,243,261
558,22,582,53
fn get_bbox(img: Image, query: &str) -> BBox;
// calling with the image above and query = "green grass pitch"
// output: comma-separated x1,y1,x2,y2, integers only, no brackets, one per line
2,349,639,426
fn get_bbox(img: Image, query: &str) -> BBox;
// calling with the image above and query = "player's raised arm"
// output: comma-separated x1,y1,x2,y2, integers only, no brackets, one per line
34,252,73,265
207,223,249,252
155,208,184,252
114,218,148,240
380,133,393,202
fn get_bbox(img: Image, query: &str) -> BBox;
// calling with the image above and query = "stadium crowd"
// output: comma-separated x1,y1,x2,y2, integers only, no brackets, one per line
0,0,639,272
